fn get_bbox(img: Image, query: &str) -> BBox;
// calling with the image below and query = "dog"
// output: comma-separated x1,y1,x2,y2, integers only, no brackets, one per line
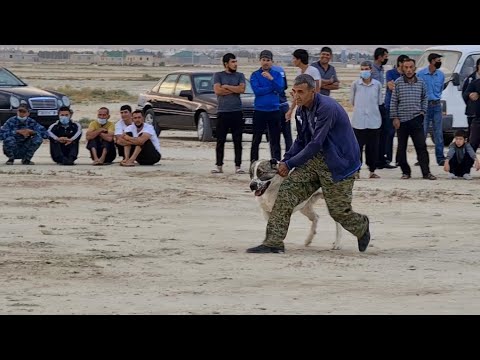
249,159,342,250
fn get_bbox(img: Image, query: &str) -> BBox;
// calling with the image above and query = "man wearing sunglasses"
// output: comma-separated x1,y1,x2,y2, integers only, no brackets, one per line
0,104,48,165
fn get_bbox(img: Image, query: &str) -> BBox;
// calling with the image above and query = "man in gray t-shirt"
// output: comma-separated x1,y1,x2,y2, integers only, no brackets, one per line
212,53,247,174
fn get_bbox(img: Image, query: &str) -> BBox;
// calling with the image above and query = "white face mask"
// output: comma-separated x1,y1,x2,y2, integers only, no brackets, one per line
97,118,107,125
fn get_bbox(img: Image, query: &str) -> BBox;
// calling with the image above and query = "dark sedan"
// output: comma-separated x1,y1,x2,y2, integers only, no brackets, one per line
137,70,255,141
0,67,70,128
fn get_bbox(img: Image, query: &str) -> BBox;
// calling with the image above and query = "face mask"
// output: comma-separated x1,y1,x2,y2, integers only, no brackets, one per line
59,116,70,125
381,58,388,66
360,70,371,79
434,62,442,69
17,116,27,122
135,123,143,129
97,118,107,125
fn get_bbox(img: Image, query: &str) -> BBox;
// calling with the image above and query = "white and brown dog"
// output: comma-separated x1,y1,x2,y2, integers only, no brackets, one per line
249,159,342,250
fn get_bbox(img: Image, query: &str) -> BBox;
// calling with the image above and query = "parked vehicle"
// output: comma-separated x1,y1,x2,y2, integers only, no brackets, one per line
0,67,70,128
417,45,480,146
137,70,255,141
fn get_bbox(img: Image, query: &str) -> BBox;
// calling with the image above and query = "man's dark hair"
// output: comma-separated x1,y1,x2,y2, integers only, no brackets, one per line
374,47,388,60
320,47,332,54
293,49,309,65
59,106,72,113
132,109,143,116
396,55,409,67
222,53,236,66
403,58,416,65
120,104,132,112
454,129,467,138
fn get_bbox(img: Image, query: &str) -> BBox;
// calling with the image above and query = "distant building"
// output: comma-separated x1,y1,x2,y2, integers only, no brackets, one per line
166,51,213,65
389,49,424,63
0,50,38,63
69,53,97,64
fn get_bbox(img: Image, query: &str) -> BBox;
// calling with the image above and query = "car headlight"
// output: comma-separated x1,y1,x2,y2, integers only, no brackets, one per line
62,96,71,107
57,99,63,107
10,96,20,108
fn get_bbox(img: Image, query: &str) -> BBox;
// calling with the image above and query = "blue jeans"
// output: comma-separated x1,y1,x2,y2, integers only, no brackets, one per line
423,104,445,164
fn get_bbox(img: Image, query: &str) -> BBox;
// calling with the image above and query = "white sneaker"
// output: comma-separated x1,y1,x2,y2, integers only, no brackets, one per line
463,173,473,180
448,173,457,179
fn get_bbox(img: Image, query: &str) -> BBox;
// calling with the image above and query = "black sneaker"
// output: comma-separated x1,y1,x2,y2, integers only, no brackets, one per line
6,159,14,165
22,159,35,165
357,217,370,252
414,162,420,166
383,163,397,169
246,244,285,254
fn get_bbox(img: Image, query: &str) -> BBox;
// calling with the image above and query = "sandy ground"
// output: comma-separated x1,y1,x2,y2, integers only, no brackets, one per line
1,129,480,315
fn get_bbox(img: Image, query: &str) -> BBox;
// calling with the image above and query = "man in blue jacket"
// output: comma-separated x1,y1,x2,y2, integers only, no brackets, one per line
247,74,371,254
250,50,285,162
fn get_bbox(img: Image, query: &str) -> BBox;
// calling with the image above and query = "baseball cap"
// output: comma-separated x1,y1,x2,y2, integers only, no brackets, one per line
427,53,443,62
259,50,273,60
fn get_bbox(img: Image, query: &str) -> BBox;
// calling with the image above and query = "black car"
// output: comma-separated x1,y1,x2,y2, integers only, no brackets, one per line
0,67,71,128
137,70,255,141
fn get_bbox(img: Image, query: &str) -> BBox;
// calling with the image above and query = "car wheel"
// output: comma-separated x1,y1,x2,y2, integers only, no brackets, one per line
144,109,161,136
197,112,214,142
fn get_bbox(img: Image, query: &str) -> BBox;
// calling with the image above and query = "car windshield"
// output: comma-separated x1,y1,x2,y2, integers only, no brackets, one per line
416,50,462,81
192,73,254,95
0,68,26,87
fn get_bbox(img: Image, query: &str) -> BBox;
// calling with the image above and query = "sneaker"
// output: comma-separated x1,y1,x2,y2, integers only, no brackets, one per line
438,160,445,166
21,159,35,165
6,159,14,165
235,167,246,174
423,173,437,180
357,216,370,252
448,173,457,179
463,173,473,180
211,166,223,174
246,244,285,254
383,163,397,169
414,162,420,166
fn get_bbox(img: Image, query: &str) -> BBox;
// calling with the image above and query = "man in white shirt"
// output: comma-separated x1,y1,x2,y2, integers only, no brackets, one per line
114,104,133,159
286,49,322,121
120,110,161,166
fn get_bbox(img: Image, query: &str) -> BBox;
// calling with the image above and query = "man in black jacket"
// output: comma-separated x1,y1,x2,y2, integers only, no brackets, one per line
47,106,82,165
461,58,480,138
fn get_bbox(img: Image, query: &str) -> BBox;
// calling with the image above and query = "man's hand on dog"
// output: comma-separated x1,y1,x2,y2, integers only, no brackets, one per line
278,162,289,177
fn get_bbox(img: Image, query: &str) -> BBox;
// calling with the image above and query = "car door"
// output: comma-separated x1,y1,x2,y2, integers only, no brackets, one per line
152,73,179,128
172,74,196,129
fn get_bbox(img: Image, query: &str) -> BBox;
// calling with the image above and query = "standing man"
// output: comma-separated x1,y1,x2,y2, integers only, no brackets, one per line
211,53,246,174
385,54,409,166
250,50,285,162
390,58,436,180
417,53,446,166
247,74,370,254
371,47,395,169
120,110,161,166
47,106,82,165
311,46,340,96
86,107,117,165
1,104,48,165
461,58,480,139
350,61,383,179
271,62,293,153
114,104,133,160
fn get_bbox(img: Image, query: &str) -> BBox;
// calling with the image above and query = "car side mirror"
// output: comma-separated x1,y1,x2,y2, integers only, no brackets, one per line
451,73,460,87
179,90,193,101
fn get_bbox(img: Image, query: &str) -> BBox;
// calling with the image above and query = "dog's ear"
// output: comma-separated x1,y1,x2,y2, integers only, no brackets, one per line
270,159,279,168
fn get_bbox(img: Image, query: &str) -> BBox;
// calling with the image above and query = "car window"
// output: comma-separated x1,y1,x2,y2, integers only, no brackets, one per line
174,74,192,96
150,80,162,93
460,54,480,83
193,74,214,94
158,74,179,95
0,68,26,86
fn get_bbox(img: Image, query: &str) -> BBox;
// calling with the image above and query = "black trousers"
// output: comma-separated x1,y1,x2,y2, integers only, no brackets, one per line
376,104,389,166
50,140,80,164
116,144,126,159
86,137,117,163
449,154,474,176
396,115,431,177
279,105,293,154
354,128,380,172
125,133,161,165
215,111,243,167
469,119,480,152
250,110,281,162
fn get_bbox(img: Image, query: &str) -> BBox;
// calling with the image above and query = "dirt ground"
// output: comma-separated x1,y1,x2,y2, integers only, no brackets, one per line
1,128,480,314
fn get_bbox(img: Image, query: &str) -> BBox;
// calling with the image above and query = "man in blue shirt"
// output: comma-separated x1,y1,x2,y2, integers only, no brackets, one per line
1,104,48,165
250,50,285,162
417,53,446,166
247,74,371,254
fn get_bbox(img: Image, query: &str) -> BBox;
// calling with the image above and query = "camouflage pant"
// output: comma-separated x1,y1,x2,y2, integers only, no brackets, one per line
263,153,368,247
2,134,43,161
